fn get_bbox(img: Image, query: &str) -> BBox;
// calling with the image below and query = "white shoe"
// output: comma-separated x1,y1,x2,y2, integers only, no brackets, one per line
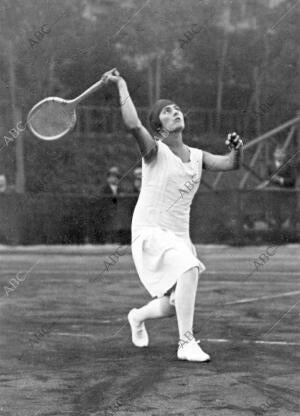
128,308,149,348
177,338,210,362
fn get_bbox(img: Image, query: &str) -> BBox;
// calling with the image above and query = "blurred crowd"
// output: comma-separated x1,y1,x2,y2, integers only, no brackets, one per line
243,146,297,234
97,165,142,244
102,166,142,196
0,152,299,245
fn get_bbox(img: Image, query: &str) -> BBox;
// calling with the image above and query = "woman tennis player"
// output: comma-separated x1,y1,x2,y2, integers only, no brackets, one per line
102,69,243,362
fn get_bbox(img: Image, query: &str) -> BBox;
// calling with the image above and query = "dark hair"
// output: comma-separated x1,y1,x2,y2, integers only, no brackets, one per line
148,99,174,132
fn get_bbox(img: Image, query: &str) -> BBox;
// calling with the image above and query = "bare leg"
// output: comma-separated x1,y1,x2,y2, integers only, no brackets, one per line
134,296,175,322
128,295,175,347
175,267,198,340
175,267,211,361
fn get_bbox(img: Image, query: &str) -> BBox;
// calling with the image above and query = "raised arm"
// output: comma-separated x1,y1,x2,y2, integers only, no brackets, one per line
102,69,158,164
203,132,243,171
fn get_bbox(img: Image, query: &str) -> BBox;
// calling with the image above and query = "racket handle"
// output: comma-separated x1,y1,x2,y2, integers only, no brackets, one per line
69,68,116,105
68,79,105,105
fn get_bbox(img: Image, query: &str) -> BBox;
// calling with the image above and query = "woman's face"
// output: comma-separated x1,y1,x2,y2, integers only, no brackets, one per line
159,104,185,132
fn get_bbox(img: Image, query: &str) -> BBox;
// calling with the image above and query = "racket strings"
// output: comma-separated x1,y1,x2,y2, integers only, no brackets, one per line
28,100,76,140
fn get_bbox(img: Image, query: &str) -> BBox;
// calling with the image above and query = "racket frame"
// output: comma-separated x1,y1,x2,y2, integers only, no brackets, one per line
27,68,117,140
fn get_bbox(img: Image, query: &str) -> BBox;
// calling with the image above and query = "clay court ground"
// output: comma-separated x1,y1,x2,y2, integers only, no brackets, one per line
0,245,299,416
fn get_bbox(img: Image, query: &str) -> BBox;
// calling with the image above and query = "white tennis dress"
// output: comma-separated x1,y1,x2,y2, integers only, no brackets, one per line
131,140,206,298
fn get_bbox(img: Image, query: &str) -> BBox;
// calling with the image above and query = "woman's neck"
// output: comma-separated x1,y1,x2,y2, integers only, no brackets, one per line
160,130,184,149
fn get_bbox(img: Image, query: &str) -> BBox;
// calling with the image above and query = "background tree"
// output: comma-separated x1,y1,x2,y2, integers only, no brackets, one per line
0,0,298,194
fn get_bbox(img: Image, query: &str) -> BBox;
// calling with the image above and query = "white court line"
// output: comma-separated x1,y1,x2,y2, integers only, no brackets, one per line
50,333,300,346
201,281,300,286
53,332,96,339
204,338,300,346
225,291,300,305
1,269,300,276
25,318,125,328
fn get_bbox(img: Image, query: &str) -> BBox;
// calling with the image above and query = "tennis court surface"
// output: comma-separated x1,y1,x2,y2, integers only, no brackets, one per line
0,245,299,416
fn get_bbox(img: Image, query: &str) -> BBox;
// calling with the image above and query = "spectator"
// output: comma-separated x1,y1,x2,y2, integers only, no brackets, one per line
99,166,129,244
268,147,296,188
267,147,297,231
0,174,7,193
102,166,121,200
98,166,120,243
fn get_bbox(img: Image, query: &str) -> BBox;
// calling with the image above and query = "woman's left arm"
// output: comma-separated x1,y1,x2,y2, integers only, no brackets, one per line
203,132,243,171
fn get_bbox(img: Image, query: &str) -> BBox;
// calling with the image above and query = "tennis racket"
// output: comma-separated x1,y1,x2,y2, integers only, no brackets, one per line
27,68,118,140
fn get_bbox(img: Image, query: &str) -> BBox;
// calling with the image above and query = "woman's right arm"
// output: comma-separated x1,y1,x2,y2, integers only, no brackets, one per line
102,69,158,163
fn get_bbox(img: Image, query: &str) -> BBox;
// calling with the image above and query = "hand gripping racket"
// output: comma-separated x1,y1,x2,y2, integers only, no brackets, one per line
27,68,117,140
